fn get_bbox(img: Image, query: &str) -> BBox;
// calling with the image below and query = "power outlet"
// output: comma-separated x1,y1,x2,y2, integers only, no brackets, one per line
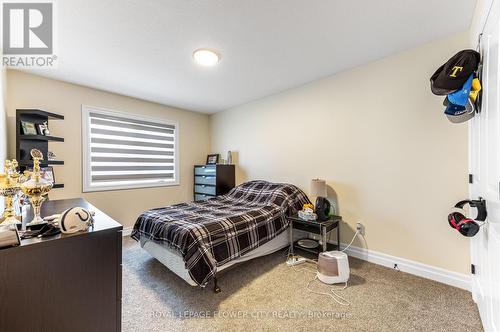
356,222,365,236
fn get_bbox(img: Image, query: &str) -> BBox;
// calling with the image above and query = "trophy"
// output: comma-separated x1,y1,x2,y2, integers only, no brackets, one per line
0,159,24,225
20,149,53,225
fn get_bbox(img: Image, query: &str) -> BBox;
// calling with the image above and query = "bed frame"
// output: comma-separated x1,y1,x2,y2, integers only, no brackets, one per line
140,230,296,292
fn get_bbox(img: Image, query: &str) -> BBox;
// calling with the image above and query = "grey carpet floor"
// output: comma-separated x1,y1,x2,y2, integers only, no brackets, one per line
122,237,482,332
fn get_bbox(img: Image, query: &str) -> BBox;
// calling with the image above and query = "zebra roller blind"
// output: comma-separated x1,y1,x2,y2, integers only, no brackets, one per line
82,106,179,192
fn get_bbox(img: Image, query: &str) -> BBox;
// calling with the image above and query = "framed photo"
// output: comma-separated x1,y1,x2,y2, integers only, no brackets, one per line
41,167,55,183
21,121,37,135
206,154,219,165
29,166,55,183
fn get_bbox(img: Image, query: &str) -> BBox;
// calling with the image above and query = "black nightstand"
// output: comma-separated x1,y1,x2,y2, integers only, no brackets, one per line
288,214,341,255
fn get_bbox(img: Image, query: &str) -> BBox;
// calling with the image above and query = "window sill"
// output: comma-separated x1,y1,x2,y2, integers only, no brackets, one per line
82,180,180,193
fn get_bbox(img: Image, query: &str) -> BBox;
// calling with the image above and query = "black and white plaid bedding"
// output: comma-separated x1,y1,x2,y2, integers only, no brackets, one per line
131,180,310,286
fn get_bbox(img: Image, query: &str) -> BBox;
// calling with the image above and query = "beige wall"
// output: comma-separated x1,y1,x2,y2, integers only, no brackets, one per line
211,33,471,274
6,70,210,228
470,0,491,44
3,32,471,274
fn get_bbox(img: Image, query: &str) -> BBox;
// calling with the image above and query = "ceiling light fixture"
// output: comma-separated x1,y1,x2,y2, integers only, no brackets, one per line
193,49,220,67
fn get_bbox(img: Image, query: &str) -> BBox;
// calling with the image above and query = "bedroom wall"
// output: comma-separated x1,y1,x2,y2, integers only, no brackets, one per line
5,70,210,228
211,32,471,274
470,0,492,43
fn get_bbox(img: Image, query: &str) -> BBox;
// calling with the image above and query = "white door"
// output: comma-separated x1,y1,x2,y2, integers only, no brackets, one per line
470,3,500,331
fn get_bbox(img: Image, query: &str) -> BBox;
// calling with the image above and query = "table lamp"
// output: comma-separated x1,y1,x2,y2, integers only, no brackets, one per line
310,179,330,221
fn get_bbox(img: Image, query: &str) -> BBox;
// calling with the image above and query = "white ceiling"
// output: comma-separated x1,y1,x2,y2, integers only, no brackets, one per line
26,0,476,113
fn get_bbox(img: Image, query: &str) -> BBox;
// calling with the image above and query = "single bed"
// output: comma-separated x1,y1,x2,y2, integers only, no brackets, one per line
131,180,310,289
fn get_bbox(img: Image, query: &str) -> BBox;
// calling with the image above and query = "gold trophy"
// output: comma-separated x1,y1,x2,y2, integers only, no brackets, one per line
20,149,53,225
0,159,24,225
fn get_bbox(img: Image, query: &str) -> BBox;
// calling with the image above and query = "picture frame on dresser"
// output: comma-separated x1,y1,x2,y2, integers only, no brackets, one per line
206,154,220,165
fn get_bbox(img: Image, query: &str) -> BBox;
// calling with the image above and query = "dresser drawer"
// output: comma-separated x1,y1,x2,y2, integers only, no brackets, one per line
194,175,216,185
194,165,216,176
194,184,216,195
193,164,235,199
195,193,215,201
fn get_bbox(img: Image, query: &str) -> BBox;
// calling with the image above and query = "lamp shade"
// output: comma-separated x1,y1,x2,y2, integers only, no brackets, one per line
310,179,327,198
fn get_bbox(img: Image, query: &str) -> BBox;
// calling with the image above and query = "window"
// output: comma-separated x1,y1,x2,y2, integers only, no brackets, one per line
82,106,179,192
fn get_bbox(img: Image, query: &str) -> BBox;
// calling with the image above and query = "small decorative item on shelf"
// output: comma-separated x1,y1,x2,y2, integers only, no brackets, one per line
227,151,232,165
36,121,50,136
21,121,37,135
36,123,44,135
206,153,219,165
0,159,25,225
20,149,53,225
47,151,56,160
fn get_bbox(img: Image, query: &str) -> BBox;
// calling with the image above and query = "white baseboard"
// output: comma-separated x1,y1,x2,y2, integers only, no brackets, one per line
122,226,132,237
341,244,471,291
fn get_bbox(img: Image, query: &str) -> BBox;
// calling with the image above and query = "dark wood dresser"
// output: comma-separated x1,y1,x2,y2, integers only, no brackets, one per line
0,198,123,332
194,164,235,201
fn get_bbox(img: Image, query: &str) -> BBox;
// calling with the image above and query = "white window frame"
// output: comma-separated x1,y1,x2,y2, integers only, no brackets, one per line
81,105,180,192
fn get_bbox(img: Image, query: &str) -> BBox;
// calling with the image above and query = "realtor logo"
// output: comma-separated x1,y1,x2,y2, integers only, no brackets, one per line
2,1,57,67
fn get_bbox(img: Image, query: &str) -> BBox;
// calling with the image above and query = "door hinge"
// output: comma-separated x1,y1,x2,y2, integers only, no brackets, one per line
471,264,476,275
469,174,473,184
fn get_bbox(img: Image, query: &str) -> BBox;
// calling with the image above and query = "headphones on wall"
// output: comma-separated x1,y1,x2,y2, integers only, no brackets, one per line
447,198,487,237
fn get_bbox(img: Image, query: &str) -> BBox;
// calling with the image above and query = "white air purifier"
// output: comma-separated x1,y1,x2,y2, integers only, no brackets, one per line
317,251,350,284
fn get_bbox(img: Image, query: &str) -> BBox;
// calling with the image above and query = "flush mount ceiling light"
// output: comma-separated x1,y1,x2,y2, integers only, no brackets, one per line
193,49,220,66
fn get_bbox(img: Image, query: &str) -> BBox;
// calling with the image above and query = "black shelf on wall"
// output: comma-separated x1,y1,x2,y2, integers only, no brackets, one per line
16,109,65,189
18,160,64,166
19,135,64,142
17,109,64,120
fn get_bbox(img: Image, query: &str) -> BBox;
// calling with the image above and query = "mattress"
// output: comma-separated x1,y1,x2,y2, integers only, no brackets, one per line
140,229,295,286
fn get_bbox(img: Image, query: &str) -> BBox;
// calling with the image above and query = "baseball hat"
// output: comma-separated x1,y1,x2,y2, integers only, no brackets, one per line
448,74,474,106
444,97,475,123
469,77,482,102
430,50,480,95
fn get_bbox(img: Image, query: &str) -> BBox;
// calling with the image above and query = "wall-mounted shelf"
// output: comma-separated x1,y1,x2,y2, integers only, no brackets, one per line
18,160,64,167
16,109,65,190
16,109,64,120
19,135,64,142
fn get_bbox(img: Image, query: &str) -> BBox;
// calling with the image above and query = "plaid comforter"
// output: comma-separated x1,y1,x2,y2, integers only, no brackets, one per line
131,180,310,286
